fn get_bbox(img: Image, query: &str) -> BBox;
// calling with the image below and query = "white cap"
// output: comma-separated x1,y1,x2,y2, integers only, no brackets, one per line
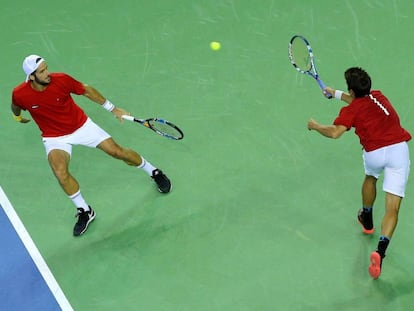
22,55,45,81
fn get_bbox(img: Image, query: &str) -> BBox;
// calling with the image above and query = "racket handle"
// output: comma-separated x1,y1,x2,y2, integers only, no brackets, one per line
121,115,135,122
317,78,332,99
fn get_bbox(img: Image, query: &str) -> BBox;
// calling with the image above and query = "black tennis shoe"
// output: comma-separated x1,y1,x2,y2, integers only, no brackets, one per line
73,207,96,236
151,169,171,193
357,208,374,234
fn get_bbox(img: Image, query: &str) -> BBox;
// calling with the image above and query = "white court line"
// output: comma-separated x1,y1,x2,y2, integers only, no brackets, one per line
0,186,73,311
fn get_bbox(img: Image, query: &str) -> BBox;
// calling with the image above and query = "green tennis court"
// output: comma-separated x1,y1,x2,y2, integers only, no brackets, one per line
1,1,414,310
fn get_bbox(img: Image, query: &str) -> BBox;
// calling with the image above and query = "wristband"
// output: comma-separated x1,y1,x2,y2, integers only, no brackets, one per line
334,90,344,100
102,100,115,112
13,114,23,122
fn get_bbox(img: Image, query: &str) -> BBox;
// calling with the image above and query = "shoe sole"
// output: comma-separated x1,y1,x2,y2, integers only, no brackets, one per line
357,218,374,235
74,210,96,237
157,184,172,194
368,251,382,279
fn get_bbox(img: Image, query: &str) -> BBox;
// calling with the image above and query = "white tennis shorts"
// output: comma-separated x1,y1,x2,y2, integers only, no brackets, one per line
363,141,410,197
42,118,111,156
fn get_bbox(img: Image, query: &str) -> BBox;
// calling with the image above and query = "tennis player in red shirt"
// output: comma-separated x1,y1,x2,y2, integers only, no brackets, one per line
11,55,172,237
307,67,411,279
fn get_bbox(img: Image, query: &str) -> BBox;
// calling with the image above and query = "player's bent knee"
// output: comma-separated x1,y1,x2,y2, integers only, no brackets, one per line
53,169,71,184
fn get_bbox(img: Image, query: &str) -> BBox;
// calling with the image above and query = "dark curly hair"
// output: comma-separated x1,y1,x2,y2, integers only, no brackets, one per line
344,67,371,97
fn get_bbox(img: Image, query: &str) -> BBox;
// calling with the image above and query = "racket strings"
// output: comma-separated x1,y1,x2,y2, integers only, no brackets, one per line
148,120,182,139
290,39,312,72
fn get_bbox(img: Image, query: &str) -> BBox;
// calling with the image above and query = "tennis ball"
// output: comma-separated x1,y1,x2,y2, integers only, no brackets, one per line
210,41,221,51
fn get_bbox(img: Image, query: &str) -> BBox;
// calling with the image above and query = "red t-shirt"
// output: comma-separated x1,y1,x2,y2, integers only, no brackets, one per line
12,73,88,137
334,90,411,151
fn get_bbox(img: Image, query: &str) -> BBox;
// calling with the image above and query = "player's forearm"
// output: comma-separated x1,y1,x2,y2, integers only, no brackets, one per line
308,119,345,139
339,92,353,104
83,84,106,104
82,83,122,116
325,87,353,104
11,103,21,116
312,124,339,138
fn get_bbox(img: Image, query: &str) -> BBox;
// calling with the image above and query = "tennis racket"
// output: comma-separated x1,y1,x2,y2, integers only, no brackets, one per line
288,35,331,98
122,115,184,140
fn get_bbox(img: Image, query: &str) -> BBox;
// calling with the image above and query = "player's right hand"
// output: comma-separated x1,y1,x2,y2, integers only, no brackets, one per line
323,87,335,98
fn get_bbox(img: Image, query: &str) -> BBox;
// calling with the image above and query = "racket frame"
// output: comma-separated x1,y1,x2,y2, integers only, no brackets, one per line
122,115,184,140
288,35,331,98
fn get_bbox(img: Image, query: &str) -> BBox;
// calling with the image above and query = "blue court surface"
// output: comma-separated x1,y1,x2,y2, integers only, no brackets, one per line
0,187,73,311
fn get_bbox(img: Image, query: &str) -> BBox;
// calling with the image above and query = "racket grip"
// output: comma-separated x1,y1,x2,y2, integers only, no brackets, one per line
121,115,134,121
317,79,332,99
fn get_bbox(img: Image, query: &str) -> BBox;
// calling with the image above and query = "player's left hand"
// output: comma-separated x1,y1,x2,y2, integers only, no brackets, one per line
307,118,319,131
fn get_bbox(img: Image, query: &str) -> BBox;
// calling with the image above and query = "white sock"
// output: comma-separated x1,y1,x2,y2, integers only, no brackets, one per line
137,156,156,176
69,190,90,211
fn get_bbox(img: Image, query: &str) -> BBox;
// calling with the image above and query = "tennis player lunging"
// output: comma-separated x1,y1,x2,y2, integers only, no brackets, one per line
11,55,172,237
307,67,411,279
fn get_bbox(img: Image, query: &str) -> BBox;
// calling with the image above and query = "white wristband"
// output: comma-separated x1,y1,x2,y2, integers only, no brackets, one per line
102,100,115,112
334,90,344,100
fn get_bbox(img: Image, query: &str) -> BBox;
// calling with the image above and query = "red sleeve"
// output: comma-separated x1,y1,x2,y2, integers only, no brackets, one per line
54,73,85,95
69,75,86,95
333,104,357,130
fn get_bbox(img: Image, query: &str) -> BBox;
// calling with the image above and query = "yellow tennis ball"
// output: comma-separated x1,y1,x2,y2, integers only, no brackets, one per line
210,41,221,51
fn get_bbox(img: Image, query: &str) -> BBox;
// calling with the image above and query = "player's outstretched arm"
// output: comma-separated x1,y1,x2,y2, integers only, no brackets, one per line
323,87,353,104
83,84,106,104
82,84,130,122
308,118,347,139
